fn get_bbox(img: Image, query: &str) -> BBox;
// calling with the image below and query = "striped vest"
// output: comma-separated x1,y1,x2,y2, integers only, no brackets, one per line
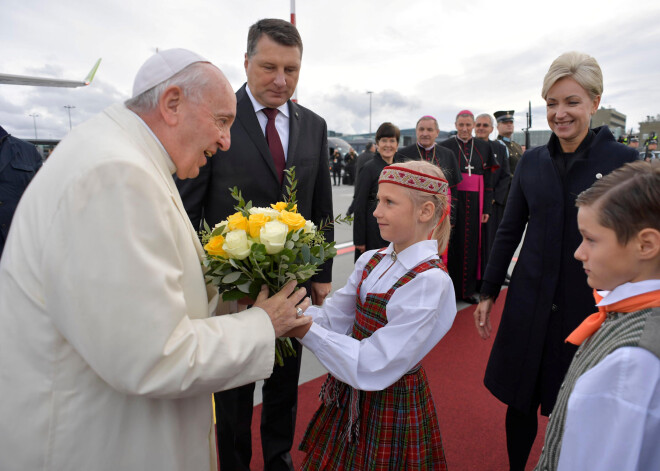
535,307,660,470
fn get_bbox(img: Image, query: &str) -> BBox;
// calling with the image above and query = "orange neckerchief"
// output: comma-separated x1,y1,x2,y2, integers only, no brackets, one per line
565,289,660,346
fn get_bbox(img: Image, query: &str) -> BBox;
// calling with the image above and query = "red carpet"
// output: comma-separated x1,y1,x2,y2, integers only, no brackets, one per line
246,290,548,470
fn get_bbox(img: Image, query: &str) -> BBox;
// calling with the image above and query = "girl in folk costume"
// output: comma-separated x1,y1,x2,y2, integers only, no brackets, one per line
292,160,457,470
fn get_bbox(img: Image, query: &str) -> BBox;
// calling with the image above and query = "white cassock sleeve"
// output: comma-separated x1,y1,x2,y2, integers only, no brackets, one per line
558,346,660,470
41,160,274,398
300,256,456,391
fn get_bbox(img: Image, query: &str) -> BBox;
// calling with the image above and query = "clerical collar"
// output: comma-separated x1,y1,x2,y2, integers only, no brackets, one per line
417,142,435,152
456,136,471,144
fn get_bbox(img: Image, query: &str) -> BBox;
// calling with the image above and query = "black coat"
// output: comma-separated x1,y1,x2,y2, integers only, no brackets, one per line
176,84,334,282
0,127,42,258
481,126,638,414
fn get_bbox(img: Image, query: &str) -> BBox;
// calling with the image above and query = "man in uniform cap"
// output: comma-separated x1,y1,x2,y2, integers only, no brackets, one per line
474,113,510,269
0,48,311,471
629,136,640,149
494,110,523,175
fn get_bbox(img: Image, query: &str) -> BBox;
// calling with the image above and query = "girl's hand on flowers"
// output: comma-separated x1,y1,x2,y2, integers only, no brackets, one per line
254,281,312,337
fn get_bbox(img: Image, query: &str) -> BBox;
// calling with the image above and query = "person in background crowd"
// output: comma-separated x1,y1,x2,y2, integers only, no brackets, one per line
331,149,343,186
495,110,523,176
398,115,462,192
440,110,496,304
353,122,403,261
474,113,511,270
347,141,375,216
474,51,639,471
0,125,43,259
344,148,357,185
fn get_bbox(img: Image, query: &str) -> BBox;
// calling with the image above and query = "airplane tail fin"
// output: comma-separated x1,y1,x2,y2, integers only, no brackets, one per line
84,58,102,85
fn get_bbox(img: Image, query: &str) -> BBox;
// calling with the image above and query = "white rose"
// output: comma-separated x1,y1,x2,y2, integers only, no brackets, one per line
303,220,316,234
222,229,251,259
249,207,281,221
260,221,288,254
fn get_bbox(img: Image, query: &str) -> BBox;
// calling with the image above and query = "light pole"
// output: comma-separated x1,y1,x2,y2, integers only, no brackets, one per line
366,91,373,134
64,105,76,130
29,113,40,139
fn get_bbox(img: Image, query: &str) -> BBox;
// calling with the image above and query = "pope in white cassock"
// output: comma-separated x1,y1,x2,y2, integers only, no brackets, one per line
0,49,311,471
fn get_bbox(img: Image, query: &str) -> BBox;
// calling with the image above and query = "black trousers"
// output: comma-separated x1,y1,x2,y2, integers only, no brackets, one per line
215,339,303,471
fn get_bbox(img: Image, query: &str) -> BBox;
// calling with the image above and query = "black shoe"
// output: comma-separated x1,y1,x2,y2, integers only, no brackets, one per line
461,296,479,304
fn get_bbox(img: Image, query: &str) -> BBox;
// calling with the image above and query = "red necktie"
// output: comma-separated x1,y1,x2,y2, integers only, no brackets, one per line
262,108,285,184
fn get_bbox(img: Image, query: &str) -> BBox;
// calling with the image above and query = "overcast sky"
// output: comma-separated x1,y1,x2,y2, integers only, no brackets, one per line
2,0,660,141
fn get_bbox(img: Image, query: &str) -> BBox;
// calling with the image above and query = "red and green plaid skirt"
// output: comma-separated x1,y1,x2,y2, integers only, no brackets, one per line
299,251,448,470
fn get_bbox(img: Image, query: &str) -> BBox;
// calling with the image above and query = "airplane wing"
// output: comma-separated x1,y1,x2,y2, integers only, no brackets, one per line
0,58,101,88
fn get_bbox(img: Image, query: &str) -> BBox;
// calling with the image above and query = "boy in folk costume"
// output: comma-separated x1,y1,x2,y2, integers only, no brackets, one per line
535,161,660,471
289,160,457,470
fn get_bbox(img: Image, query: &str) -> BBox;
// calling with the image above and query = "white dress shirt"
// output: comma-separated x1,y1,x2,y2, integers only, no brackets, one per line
300,240,457,391
245,84,290,159
558,280,660,470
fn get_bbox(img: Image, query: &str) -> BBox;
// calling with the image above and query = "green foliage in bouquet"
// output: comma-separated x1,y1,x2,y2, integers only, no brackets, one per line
200,167,351,365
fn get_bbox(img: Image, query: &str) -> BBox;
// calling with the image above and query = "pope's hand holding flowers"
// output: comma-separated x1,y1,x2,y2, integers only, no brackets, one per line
201,168,349,365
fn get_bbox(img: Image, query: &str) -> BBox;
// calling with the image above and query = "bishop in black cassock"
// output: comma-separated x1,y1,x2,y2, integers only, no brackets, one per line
440,112,496,302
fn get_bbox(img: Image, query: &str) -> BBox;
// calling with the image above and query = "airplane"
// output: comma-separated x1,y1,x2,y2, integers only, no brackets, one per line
0,58,101,88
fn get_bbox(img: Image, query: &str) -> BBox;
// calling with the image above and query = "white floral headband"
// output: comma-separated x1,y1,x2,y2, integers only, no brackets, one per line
378,166,449,196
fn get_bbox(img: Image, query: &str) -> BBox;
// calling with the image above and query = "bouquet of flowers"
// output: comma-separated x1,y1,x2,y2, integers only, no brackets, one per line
201,168,348,366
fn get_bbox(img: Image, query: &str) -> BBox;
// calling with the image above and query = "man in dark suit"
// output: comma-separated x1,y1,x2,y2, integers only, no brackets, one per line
176,19,333,471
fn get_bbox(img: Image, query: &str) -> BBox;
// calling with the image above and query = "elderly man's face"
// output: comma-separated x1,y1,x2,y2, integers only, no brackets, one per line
455,116,474,141
474,116,493,141
173,67,236,179
497,120,514,137
245,34,301,108
416,119,440,148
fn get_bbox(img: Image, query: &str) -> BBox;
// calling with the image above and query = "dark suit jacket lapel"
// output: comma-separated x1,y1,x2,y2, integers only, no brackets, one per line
236,85,280,183
286,100,300,171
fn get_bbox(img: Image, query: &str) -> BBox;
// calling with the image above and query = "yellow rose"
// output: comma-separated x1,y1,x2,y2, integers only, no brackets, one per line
222,230,251,259
204,234,227,257
260,221,288,254
279,210,306,232
226,212,248,232
270,202,297,213
248,213,271,238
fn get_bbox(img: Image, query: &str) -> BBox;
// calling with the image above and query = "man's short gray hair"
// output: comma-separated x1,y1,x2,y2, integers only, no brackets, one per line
125,62,212,113
476,113,494,126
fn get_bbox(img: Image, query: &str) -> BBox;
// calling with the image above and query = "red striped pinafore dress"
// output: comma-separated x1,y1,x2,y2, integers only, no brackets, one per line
299,251,448,470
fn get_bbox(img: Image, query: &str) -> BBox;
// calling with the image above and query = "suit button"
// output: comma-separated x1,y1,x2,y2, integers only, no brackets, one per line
551,304,559,312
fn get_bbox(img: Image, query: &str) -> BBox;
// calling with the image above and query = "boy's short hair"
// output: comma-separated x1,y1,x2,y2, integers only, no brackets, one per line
576,161,660,244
